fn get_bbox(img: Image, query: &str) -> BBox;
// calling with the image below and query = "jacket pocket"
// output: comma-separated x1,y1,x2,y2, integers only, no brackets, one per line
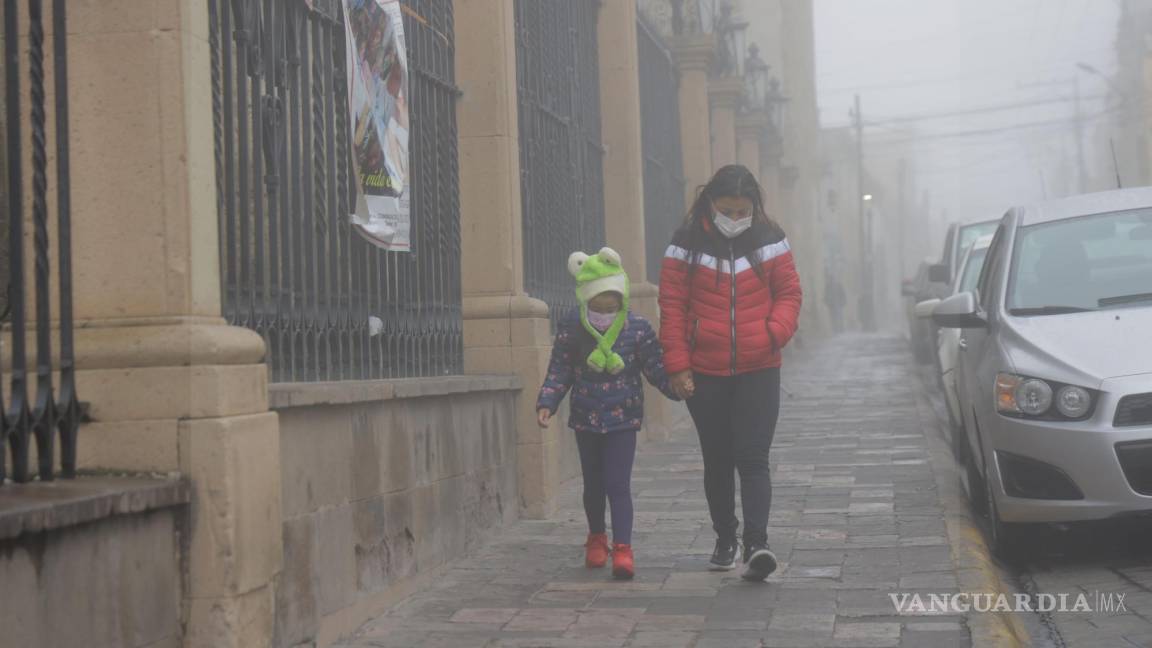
765,319,779,353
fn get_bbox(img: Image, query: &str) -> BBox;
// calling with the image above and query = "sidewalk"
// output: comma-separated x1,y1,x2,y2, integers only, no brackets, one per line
340,335,1004,648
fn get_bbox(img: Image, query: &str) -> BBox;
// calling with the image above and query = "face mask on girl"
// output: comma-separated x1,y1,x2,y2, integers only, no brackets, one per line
714,212,753,239
587,309,618,332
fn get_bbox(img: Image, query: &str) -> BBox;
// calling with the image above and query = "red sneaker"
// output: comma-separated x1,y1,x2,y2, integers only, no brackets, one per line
612,544,635,580
585,533,609,568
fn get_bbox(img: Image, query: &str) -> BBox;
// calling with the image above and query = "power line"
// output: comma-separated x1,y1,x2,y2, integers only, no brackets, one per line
860,93,1108,127
865,107,1123,147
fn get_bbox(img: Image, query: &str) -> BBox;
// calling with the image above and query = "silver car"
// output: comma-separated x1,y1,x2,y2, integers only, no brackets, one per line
915,234,994,459
933,187,1152,557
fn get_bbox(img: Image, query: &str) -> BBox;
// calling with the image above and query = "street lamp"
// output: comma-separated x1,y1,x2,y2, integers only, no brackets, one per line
862,194,873,201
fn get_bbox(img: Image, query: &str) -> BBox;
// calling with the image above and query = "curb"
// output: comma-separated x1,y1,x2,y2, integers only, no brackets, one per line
916,381,1032,647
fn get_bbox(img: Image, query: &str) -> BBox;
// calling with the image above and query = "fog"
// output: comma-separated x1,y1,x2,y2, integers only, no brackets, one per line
814,0,1128,266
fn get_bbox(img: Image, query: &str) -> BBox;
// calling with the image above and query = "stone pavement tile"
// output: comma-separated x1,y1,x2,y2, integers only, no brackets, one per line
780,565,842,579
832,621,902,646
503,608,580,632
632,613,706,631
529,590,598,607
662,571,732,590
768,611,836,633
899,572,959,589
702,616,767,631
637,596,715,614
899,630,970,648
787,549,848,566
488,638,626,648
760,629,836,647
693,630,766,648
624,631,697,647
449,608,522,624
562,608,644,639
596,588,717,600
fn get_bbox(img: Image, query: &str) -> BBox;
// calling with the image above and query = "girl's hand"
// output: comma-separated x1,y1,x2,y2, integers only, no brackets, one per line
669,370,695,399
537,408,553,428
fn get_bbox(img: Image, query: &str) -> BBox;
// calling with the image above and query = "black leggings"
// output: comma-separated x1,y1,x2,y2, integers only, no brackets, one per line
686,367,781,547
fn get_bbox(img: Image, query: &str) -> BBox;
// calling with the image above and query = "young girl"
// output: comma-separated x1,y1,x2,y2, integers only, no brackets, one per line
658,165,802,581
536,247,679,580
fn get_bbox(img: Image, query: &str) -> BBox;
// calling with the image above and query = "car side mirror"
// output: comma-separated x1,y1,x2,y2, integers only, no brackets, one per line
914,298,941,319
928,263,951,284
933,292,986,329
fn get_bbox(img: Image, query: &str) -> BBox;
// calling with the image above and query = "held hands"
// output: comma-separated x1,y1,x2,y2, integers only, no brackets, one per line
669,370,695,400
537,408,553,428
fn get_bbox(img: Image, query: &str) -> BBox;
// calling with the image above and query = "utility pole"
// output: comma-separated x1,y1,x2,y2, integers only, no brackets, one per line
1073,76,1088,193
852,93,874,331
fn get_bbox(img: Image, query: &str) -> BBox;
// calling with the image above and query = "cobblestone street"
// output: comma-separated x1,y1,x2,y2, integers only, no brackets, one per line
337,335,1029,648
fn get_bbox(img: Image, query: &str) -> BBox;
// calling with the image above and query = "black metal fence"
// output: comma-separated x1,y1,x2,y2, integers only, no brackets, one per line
515,0,605,325
637,16,685,284
209,0,462,383
0,0,82,484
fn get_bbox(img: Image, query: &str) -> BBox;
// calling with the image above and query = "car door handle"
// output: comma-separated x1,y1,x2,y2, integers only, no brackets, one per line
958,339,968,351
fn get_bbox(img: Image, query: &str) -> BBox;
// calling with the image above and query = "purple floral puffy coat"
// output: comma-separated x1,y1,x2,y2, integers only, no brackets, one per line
536,312,679,434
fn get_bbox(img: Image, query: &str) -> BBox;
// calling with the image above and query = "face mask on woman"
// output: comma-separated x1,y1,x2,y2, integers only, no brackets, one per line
714,212,753,239
587,309,618,332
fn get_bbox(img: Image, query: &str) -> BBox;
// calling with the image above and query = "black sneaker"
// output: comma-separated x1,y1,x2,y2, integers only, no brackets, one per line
741,543,778,581
709,538,739,571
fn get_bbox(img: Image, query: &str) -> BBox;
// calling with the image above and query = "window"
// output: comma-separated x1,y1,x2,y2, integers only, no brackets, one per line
1008,208,1152,314
976,225,1006,311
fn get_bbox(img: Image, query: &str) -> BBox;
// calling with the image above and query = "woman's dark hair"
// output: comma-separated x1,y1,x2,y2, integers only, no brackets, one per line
679,164,778,283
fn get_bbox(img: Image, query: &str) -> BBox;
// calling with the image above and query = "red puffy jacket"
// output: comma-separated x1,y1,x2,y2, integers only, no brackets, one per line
658,220,802,376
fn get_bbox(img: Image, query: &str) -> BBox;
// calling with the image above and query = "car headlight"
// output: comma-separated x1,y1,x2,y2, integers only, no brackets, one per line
1056,386,1091,418
995,373,1095,420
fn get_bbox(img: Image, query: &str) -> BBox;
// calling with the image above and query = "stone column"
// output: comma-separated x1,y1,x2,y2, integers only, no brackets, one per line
66,4,281,647
670,34,714,207
708,77,744,170
454,0,563,519
596,0,672,441
736,111,769,181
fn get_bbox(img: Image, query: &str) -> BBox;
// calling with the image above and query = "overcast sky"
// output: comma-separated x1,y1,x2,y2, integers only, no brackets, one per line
814,0,1123,233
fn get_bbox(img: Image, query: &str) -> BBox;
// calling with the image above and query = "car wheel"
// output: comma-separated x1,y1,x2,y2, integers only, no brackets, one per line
983,476,1026,564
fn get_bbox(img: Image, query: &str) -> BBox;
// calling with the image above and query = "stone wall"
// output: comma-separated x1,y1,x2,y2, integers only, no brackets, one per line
0,478,189,648
270,376,521,647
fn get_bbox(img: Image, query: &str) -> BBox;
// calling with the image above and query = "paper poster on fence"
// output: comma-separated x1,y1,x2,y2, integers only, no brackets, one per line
343,0,411,252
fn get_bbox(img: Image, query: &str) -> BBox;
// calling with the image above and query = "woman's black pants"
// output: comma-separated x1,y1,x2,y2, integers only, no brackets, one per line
686,367,781,547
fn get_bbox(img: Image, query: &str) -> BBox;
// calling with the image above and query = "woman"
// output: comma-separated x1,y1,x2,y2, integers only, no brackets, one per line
658,164,802,582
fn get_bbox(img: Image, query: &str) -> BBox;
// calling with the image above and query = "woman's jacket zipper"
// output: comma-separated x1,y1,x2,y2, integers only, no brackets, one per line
728,241,737,375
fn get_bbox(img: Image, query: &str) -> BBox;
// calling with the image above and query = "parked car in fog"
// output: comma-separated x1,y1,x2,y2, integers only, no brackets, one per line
934,188,1152,557
936,219,999,287
903,257,940,363
915,234,994,458
906,219,999,365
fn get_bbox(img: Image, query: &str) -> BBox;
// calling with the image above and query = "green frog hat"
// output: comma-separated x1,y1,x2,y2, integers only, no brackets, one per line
568,247,630,374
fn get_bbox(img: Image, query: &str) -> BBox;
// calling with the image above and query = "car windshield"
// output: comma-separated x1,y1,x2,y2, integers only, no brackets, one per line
958,247,988,293
1008,208,1152,314
958,221,997,255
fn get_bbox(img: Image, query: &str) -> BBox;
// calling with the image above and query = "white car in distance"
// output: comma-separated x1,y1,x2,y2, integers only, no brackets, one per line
915,234,994,457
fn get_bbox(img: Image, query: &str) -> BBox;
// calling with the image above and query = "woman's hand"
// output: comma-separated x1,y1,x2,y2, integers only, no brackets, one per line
537,408,553,428
669,370,695,400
